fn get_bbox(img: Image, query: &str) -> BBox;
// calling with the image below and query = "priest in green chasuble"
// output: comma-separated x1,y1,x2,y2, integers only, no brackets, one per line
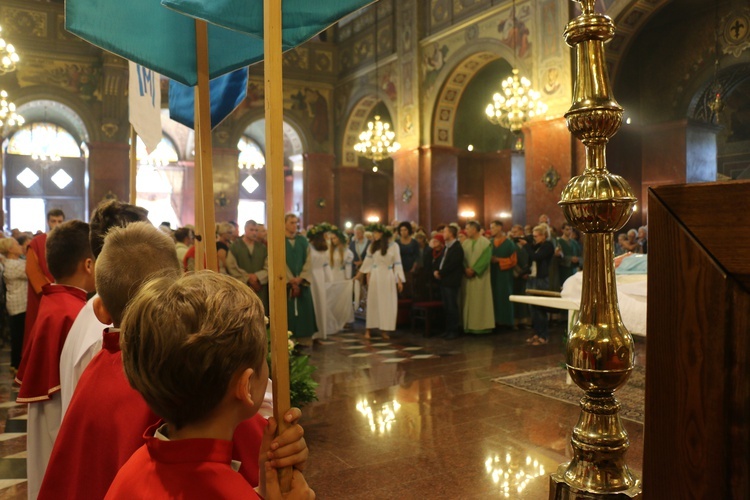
461,221,495,334
489,220,517,328
284,214,317,341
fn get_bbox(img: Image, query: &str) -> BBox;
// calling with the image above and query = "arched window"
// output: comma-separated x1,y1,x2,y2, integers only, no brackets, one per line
6,122,82,160
3,123,85,233
237,136,266,224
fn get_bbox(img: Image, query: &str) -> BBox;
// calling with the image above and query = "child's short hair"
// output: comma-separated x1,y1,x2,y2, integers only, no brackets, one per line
95,222,181,325
120,272,267,429
46,220,92,281
89,200,149,259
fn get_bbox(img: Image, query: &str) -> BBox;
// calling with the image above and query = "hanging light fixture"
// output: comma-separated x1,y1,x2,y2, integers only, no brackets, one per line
485,0,546,150
354,115,400,163
0,90,24,129
354,6,400,167
0,25,20,74
237,137,266,170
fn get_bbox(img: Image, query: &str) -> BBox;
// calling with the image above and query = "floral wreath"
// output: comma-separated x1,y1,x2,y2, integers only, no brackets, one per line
330,228,347,244
365,223,393,238
307,222,336,239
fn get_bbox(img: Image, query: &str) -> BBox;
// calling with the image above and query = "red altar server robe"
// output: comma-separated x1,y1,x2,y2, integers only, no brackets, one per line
39,329,267,499
105,423,259,500
16,284,87,400
22,233,53,360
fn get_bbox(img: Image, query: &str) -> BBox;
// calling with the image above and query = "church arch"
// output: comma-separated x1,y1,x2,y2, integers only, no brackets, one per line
13,92,92,145
425,39,520,147
340,88,397,167
229,108,309,160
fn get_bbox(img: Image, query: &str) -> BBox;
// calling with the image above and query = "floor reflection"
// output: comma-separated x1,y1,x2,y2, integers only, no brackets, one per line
303,325,645,498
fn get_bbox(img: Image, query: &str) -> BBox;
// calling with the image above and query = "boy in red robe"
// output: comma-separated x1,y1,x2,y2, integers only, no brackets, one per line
15,219,95,499
106,272,314,499
41,222,307,499
21,209,65,370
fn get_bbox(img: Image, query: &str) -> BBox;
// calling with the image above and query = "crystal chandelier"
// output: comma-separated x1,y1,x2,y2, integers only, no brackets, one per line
237,138,265,170
354,115,400,162
485,0,546,150
485,69,547,134
0,25,20,74
0,90,24,128
354,7,400,167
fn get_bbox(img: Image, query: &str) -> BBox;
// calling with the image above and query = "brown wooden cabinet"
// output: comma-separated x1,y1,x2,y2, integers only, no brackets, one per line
645,181,750,499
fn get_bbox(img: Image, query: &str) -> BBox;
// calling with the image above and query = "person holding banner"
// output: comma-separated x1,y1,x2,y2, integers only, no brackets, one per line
107,272,314,499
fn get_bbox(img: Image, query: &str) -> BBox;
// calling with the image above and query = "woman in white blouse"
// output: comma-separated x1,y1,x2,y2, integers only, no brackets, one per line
0,238,28,373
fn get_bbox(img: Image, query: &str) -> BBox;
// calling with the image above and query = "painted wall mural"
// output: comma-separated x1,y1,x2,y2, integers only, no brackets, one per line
16,56,102,101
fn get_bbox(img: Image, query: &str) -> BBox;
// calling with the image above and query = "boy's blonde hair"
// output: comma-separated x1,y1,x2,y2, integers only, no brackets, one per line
95,222,181,325
120,271,267,429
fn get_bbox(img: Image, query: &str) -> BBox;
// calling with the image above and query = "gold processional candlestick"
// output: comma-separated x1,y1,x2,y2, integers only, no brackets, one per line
550,1,642,498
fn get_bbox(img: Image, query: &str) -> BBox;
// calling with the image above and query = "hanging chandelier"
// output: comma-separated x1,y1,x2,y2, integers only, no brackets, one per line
237,137,266,170
0,25,20,74
485,68,547,134
354,7,400,166
0,90,24,128
354,115,401,163
485,0,546,150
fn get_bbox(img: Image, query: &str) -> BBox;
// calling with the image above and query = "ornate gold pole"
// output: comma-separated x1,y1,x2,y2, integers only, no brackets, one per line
550,1,642,498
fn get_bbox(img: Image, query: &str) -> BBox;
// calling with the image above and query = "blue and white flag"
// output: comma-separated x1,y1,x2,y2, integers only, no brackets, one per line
128,62,162,153
168,67,247,130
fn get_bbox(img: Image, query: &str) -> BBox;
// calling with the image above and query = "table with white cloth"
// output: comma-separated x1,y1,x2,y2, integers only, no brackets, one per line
510,271,647,337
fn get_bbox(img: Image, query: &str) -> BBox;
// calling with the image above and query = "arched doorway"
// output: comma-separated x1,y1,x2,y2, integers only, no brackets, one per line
235,118,305,225
3,103,88,232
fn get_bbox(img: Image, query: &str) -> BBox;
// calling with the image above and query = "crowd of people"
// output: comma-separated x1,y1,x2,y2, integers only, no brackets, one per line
0,204,313,499
0,204,649,498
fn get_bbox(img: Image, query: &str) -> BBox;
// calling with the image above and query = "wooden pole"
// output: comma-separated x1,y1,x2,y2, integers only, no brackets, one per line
129,126,137,205
265,0,292,490
193,84,205,271
194,19,218,272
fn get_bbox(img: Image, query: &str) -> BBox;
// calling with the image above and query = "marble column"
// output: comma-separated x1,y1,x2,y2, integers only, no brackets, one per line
87,141,129,214
303,153,335,226
522,117,574,226
392,147,420,224
641,119,717,221
334,166,364,226
480,150,513,227
418,145,458,230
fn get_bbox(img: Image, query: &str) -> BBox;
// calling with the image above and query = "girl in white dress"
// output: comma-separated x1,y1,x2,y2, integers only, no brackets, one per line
329,231,354,281
307,226,332,340
355,225,405,339
327,230,355,331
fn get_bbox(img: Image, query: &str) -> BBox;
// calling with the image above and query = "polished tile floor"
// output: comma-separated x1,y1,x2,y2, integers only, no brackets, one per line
303,326,645,499
0,324,645,499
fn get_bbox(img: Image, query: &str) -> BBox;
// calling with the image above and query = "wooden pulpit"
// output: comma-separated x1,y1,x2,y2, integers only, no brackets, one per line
644,181,750,498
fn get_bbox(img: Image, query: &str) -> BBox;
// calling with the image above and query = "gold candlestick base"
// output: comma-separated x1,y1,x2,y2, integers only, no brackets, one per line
550,468,642,500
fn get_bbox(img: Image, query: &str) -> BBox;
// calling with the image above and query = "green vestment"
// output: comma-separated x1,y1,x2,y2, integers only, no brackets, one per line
490,237,516,326
229,239,269,313
557,237,582,286
461,236,495,333
286,235,317,338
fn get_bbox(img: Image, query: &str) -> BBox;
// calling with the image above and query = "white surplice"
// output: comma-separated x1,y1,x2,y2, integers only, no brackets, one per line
360,243,405,331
